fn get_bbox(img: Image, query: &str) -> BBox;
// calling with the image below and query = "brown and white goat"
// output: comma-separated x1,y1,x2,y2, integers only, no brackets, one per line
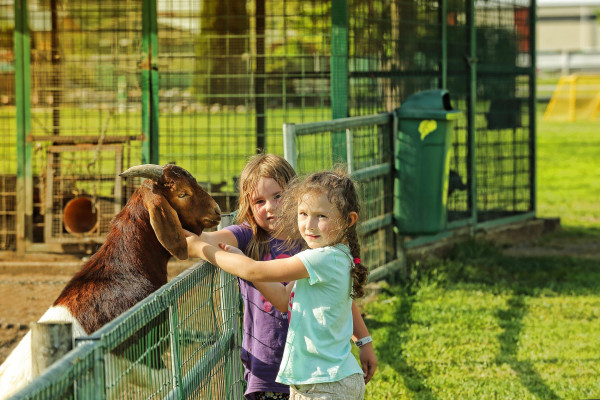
0,164,221,398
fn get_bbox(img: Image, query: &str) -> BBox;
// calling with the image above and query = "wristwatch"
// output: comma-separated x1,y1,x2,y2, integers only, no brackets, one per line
355,335,373,347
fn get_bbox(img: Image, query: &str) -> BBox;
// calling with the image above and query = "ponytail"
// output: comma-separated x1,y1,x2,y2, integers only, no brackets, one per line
347,226,368,299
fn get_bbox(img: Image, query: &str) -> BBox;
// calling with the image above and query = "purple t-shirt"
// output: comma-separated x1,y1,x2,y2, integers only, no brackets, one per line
224,224,293,398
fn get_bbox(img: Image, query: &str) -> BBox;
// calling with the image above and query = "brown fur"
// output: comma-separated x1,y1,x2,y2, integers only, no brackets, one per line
53,164,221,334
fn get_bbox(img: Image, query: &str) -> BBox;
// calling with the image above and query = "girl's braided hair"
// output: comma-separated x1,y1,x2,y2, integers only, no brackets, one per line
274,167,369,298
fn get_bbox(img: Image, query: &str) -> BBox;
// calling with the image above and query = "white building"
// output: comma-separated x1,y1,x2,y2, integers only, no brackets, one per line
537,0,600,73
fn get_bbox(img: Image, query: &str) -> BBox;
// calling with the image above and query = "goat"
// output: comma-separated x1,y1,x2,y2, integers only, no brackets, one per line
0,164,221,399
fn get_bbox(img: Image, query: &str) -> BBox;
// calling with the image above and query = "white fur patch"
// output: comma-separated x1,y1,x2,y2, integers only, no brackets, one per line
0,306,82,399
38,305,86,338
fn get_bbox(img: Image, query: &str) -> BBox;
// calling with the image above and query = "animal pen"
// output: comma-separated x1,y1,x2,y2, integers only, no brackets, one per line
0,0,536,398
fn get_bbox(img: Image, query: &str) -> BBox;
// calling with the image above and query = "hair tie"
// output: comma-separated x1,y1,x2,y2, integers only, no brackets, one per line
353,257,361,264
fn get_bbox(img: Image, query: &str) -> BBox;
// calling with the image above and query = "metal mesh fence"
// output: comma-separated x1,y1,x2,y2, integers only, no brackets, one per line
348,0,441,115
348,0,473,225
475,0,533,221
1,0,535,253
27,0,144,140
12,0,144,249
0,0,16,250
156,0,333,196
14,261,244,400
346,0,534,226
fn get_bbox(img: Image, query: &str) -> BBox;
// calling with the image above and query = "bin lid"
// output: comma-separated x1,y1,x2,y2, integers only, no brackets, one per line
396,89,461,120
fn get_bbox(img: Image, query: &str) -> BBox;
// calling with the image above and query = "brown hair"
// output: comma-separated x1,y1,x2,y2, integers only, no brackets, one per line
237,153,297,260
274,167,369,298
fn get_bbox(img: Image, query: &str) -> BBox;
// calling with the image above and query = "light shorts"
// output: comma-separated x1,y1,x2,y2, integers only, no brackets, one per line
289,373,365,400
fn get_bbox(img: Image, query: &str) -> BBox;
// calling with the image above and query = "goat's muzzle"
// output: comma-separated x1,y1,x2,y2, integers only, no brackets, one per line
202,206,221,228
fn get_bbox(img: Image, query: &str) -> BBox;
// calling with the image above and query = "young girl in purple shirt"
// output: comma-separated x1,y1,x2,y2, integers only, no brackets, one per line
198,154,377,400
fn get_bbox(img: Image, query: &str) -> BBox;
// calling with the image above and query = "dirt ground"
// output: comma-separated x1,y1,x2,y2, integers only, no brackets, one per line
0,253,196,364
0,221,598,365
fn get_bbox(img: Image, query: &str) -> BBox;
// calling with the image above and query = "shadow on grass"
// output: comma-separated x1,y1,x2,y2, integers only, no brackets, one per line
496,295,560,400
554,225,600,239
435,235,600,399
366,228,600,399
442,238,600,297
364,288,440,400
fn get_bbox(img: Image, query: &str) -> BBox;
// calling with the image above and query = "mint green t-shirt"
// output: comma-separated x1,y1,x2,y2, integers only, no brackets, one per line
276,244,363,385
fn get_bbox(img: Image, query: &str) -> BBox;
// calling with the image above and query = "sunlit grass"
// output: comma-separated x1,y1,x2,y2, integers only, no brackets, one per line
359,108,600,399
536,112,600,228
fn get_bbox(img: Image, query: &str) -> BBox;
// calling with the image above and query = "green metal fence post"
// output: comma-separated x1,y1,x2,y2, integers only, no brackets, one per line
439,0,448,90
218,213,244,399
331,0,349,163
14,0,32,254
283,123,298,170
168,302,183,399
142,0,159,164
529,0,537,215
467,0,478,231
255,0,266,152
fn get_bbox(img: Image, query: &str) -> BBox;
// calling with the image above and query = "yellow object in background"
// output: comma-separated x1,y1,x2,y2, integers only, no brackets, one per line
544,74,600,122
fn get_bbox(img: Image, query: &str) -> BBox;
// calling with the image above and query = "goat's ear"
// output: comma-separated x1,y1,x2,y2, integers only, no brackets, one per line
143,191,188,260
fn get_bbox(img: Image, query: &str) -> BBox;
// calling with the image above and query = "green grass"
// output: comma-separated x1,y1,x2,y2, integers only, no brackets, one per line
536,115,600,228
358,109,600,399
360,245,600,399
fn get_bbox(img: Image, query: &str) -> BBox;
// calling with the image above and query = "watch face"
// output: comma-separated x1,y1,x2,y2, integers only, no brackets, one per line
356,336,372,347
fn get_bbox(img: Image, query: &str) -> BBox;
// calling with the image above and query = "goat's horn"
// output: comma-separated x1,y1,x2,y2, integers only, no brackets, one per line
119,164,165,180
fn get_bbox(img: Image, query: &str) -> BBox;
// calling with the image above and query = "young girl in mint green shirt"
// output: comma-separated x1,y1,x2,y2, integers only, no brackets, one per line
187,169,370,400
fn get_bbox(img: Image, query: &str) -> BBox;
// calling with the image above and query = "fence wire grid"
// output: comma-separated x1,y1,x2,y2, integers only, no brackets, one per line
0,0,534,252
13,261,245,400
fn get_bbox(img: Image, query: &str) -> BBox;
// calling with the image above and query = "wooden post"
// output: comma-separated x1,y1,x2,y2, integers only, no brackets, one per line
31,322,73,377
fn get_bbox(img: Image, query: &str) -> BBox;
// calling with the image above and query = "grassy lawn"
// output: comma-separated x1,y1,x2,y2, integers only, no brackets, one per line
536,114,600,229
357,108,600,399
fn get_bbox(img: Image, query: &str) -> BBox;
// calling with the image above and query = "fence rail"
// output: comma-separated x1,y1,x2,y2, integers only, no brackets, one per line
11,218,244,400
283,112,403,282
283,106,536,282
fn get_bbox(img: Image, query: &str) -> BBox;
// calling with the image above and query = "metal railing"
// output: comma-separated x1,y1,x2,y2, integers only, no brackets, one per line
11,216,244,400
283,108,536,281
283,112,404,282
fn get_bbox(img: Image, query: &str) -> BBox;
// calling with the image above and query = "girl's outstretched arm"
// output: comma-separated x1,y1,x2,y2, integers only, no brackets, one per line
198,229,238,248
186,234,309,283
253,281,294,313
182,228,238,248
211,241,293,312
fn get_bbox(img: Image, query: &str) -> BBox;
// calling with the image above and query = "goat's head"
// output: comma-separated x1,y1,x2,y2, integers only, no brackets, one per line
119,164,221,260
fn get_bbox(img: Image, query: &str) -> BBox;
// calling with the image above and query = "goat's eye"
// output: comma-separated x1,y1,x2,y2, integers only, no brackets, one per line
178,193,189,199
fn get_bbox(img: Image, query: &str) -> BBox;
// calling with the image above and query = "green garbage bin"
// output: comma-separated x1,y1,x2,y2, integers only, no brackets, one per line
394,89,461,235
